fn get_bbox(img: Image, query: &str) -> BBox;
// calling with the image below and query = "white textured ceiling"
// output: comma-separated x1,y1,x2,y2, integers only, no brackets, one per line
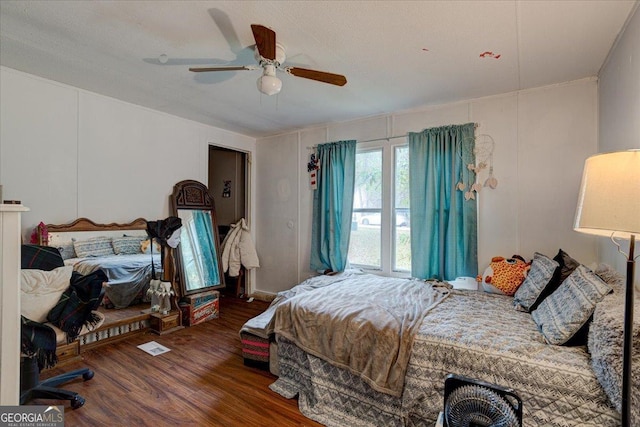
0,1,636,138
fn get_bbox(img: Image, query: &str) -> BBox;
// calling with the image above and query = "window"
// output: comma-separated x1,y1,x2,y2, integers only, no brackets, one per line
394,146,410,271
348,142,410,275
349,149,382,269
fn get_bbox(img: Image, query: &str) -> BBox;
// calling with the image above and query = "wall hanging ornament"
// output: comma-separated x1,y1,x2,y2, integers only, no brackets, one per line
222,180,232,198
458,134,497,200
307,152,319,190
458,138,477,200
475,134,498,189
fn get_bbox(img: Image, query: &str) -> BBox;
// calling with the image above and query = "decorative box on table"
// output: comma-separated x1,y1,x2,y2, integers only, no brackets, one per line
179,290,219,326
149,311,182,335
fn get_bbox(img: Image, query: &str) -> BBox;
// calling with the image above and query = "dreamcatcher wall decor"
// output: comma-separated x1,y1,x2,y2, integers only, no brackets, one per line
457,134,497,200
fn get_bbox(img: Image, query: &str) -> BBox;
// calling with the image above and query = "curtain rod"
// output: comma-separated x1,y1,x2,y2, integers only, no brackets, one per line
359,134,407,143
306,122,479,150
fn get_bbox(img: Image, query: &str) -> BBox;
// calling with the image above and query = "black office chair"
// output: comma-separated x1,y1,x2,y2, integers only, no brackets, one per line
20,244,106,409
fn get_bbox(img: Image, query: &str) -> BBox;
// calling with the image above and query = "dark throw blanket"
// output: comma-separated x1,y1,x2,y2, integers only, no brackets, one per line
47,270,107,343
21,244,64,270
21,316,57,370
21,269,107,371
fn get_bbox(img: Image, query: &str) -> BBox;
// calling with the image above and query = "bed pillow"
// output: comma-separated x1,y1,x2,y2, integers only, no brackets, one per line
512,252,558,312
73,236,114,258
56,241,77,260
112,235,145,255
21,265,74,323
531,264,611,345
554,249,581,284
561,262,621,347
536,249,580,303
592,263,624,294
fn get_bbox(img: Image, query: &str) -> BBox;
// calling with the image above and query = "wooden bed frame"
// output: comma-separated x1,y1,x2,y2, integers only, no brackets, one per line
45,217,147,232
42,217,148,245
37,217,153,363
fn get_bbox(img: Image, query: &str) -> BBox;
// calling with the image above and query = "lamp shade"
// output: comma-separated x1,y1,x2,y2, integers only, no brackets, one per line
574,150,640,239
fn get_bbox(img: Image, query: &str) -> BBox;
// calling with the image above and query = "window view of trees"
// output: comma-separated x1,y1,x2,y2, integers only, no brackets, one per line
348,144,411,273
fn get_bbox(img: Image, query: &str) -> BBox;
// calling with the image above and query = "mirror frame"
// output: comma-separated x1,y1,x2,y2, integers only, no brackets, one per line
171,179,225,296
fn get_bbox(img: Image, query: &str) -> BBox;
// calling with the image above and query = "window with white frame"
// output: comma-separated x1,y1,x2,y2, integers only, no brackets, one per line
348,141,410,275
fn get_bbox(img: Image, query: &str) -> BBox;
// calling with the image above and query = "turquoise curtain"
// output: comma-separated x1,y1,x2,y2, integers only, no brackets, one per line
310,140,357,272
409,123,477,280
193,210,220,285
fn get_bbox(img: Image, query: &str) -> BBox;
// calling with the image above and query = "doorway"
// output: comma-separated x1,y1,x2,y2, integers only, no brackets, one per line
208,145,250,297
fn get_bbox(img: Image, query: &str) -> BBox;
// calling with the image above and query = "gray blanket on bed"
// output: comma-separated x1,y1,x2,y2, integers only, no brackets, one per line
72,254,161,308
241,269,366,339
274,274,450,396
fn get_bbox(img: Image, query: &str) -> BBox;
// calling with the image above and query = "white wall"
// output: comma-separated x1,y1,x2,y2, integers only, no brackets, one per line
256,79,600,295
0,67,256,240
255,133,301,293
0,67,259,371
0,65,613,298
597,4,640,288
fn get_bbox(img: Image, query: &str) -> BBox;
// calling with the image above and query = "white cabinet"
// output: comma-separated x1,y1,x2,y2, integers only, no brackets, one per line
0,204,29,405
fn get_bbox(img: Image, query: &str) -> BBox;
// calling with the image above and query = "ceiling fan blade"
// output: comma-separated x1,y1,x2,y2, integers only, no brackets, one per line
189,66,252,72
209,8,243,54
287,67,347,86
251,24,276,61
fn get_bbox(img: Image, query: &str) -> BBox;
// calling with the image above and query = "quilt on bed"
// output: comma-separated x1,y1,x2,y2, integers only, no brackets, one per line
270,289,619,427
70,254,161,309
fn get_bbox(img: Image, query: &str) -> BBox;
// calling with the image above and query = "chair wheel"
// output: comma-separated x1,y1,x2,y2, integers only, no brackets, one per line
82,370,94,381
71,396,85,409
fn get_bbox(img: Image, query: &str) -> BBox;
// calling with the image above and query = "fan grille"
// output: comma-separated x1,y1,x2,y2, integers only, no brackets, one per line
443,375,522,427
445,384,518,427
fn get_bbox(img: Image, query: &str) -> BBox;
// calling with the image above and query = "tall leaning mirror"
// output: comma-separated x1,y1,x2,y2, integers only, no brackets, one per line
171,179,225,296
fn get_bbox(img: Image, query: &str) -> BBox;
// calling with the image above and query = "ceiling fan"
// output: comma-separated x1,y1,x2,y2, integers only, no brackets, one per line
189,24,347,96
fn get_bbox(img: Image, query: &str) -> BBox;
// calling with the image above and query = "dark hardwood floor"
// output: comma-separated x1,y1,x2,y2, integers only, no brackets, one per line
35,296,322,427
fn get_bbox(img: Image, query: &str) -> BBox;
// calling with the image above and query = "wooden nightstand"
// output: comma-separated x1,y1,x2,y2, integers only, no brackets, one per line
149,311,183,335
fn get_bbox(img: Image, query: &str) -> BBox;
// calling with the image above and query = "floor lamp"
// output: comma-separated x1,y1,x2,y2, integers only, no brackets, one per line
574,149,640,427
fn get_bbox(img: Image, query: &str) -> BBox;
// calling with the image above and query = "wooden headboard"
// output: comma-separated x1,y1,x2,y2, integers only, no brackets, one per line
40,217,148,246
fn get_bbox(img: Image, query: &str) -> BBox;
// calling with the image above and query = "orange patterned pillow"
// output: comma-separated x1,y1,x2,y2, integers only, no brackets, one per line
478,256,530,296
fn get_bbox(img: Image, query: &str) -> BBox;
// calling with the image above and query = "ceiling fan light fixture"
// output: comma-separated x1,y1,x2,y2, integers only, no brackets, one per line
188,24,346,94
257,73,282,96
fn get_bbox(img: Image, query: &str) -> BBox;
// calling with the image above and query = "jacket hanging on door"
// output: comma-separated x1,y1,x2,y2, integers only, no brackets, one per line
220,218,259,277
